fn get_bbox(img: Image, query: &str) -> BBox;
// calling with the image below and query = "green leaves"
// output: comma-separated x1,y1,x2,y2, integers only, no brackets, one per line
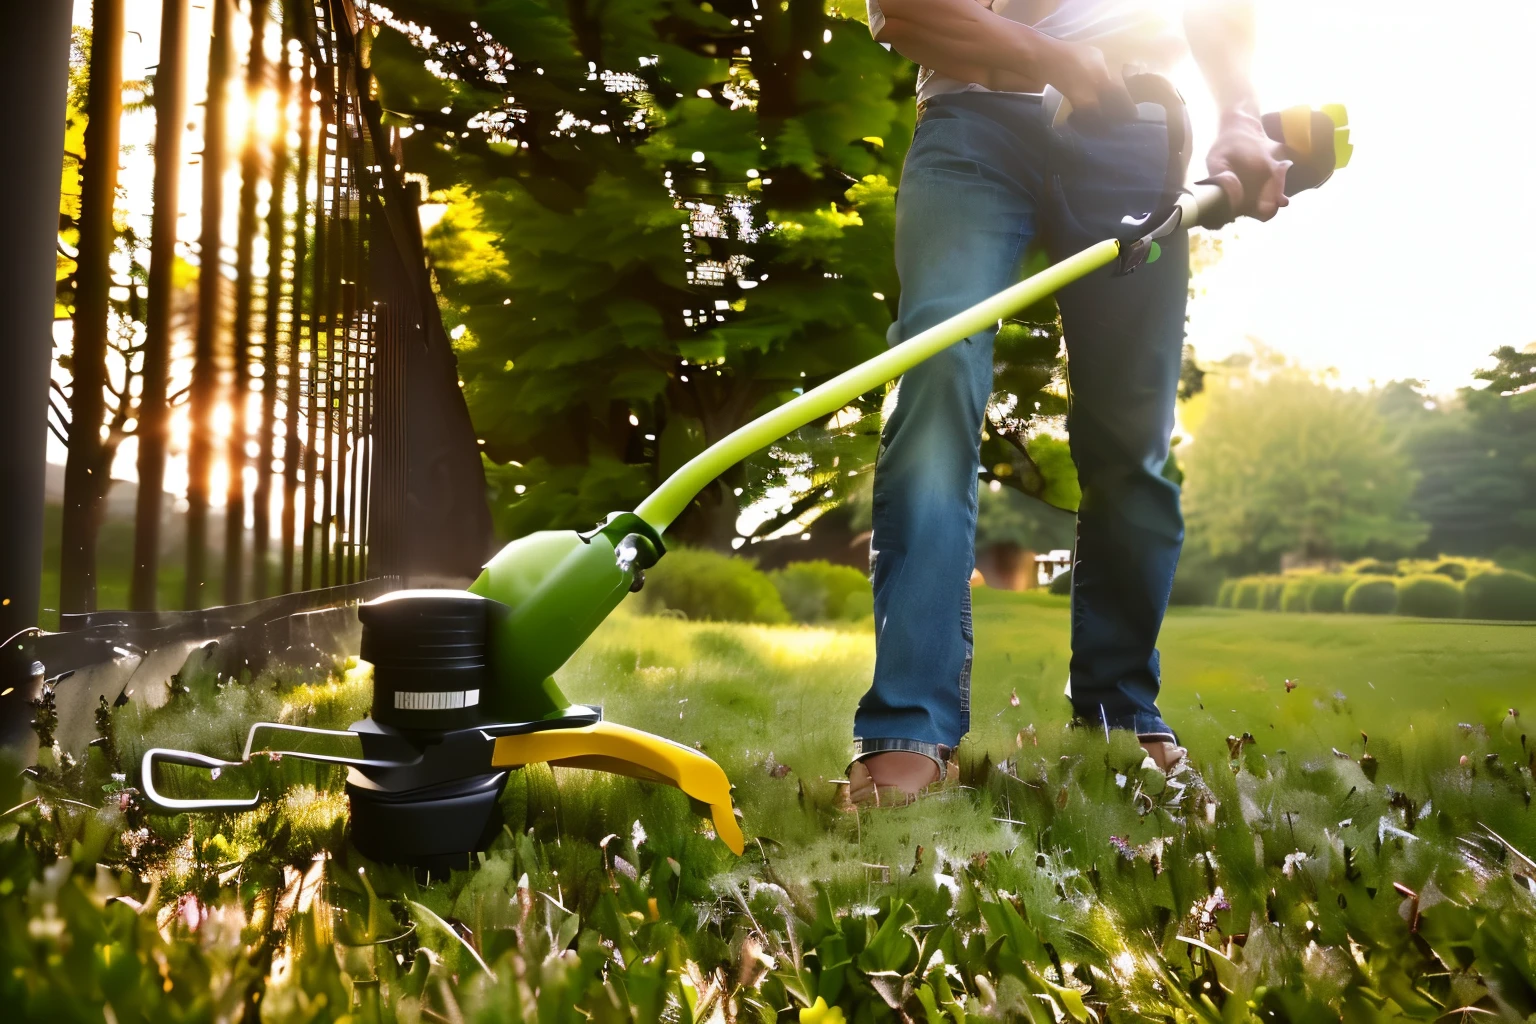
372,0,915,544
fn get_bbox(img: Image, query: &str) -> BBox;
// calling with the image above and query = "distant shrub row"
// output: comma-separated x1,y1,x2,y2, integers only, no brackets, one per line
1214,559,1536,621
637,549,873,625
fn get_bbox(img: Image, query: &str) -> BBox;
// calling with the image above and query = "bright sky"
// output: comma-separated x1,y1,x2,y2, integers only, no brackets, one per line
1174,0,1536,393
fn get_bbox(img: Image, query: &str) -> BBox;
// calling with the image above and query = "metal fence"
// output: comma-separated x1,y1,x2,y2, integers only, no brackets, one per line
1,0,491,741
45,0,488,620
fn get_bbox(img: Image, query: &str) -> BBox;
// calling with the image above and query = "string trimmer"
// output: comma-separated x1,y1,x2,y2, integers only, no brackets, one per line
143,77,1350,872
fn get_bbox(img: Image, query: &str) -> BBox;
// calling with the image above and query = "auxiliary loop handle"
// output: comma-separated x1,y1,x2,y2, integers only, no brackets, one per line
1122,72,1193,216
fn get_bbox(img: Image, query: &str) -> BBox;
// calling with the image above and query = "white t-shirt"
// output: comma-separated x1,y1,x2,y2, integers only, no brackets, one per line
867,0,1187,103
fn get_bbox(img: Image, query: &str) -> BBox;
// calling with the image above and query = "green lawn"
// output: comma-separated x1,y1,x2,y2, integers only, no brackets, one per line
4,591,1534,1022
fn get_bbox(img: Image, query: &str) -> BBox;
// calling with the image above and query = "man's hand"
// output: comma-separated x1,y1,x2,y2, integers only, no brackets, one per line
1204,110,1290,221
875,0,1137,116
1034,36,1138,126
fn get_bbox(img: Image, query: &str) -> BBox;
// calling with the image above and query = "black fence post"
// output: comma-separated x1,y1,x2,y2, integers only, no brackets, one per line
0,2,73,734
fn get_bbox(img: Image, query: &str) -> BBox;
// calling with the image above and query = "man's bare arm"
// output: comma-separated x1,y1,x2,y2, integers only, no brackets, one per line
1186,0,1289,220
875,0,1136,121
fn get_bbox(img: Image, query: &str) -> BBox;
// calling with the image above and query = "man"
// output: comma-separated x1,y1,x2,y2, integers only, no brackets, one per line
847,0,1289,802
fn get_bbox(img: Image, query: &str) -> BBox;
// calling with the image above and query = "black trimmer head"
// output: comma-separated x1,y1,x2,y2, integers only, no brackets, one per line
143,590,741,871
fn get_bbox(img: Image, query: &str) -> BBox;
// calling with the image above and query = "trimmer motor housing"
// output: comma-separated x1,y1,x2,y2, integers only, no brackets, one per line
358,589,499,731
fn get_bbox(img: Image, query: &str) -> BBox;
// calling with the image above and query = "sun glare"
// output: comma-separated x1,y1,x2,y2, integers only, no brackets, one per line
252,86,282,141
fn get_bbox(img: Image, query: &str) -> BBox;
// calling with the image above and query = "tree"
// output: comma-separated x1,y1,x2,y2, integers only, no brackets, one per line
57,5,153,614
367,0,913,548
1460,345,1536,557
1378,347,1536,565
131,0,189,611
59,4,123,615
183,0,234,608
1180,363,1426,571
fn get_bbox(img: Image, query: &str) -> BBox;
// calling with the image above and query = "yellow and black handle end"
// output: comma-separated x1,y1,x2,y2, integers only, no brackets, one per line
1264,103,1352,196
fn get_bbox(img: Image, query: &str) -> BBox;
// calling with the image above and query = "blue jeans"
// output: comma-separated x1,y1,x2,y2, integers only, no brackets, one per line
855,91,1186,763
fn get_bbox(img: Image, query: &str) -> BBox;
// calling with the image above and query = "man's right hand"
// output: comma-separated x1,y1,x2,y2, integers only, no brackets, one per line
1035,36,1138,127
1204,109,1291,221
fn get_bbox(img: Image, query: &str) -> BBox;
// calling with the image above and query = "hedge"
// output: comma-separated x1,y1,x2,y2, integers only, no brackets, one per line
1232,577,1265,610
640,548,790,624
1344,577,1399,615
1280,576,1318,613
1464,570,1536,621
1261,577,1287,612
770,560,872,623
1395,574,1464,619
1215,578,1238,608
1305,576,1354,613
1049,568,1073,596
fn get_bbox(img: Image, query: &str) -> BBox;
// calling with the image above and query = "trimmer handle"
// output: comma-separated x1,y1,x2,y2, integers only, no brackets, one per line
1265,103,1353,196
1193,102,1352,228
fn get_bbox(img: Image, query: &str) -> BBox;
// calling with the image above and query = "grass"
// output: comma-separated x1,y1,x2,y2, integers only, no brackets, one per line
3,589,1534,1022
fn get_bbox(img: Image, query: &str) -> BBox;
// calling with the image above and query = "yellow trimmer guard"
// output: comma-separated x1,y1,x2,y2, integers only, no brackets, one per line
490,721,745,854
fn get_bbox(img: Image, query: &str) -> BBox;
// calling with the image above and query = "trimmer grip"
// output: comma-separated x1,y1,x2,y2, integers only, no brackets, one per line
1263,104,1352,196
1191,104,1351,228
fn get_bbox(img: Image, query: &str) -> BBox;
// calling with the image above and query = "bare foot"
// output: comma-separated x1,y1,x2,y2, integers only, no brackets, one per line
845,751,941,807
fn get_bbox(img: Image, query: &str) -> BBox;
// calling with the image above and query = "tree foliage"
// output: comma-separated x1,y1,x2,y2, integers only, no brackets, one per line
1181,361,1427,570
369,0,915,545
370,0,1091,549
1382,346,1536,563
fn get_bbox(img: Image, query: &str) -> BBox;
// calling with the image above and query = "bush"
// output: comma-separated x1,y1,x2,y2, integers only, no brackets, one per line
1398,556,1499,582
1464,570,1536,622
770,560,871,623
1169,558,1225,607
1232,577,1265,610
1395,574,1464,619
1049,569,1073,596
1280,576,1318,612
1261,577,1287,611
1215,578,1238,608
1347,558,1399,576
1427,559,1472,582
1307,575,1355,613
641,548,790,624
1345,577,1398,615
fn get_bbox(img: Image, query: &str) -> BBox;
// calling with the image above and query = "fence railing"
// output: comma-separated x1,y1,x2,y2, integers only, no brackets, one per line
2,0,492,745
46,0,488,622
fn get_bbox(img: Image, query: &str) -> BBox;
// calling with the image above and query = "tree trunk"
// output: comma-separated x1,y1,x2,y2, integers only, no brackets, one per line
131,0,189,612
283,41,313,594
301,41,328,593
224,0,268,604
184,0,233,609
253,30,290,599
0,0,72,655
60,0,126,616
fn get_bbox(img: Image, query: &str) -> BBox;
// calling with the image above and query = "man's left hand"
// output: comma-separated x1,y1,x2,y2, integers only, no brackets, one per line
1205,109,1291,221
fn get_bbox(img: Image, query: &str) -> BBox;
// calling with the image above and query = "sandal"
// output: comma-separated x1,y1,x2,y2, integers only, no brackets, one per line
842,749,959,808
1137,734,1188,773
